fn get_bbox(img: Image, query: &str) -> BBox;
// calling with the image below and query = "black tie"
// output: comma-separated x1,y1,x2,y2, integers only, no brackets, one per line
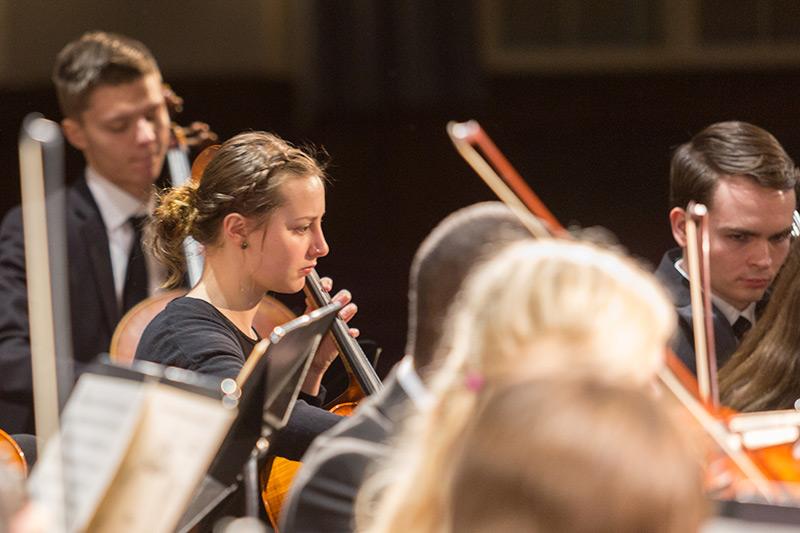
732,316,752,342
122,215,149,313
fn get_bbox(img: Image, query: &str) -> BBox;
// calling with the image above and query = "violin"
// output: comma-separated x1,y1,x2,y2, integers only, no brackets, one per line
446,119,800,505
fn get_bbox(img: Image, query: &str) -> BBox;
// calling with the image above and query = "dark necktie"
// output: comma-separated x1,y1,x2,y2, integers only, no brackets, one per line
732,316,752,342
122,215,149,313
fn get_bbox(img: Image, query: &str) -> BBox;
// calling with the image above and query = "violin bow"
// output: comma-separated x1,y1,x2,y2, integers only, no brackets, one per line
18,115,74,447
684,202,719,408
656,366,774,499
19,114,73,529
681,204,791,501
447,120,561,238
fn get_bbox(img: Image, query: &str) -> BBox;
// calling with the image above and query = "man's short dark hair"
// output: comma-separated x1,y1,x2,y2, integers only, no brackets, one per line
52,31,161,118
407,202,531,375
669,121,797,210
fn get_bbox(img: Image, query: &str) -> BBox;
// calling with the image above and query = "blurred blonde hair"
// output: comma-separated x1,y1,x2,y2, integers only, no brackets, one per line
367,377,705,533
435,238,675,388
359,239,679,533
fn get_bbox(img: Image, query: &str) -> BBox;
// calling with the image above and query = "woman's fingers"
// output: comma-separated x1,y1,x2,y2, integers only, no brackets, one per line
334,296,357,323
305,279,358,328
305,276,335,309
320,276,333,292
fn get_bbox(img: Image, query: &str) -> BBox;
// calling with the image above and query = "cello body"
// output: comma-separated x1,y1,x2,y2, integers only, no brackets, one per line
109,291,297,365
261,269,382,530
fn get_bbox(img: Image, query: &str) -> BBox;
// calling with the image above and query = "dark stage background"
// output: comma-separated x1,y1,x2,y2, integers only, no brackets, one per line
2,2,800,376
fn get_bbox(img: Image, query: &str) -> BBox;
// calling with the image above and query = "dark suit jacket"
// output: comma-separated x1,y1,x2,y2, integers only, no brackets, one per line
0,178,124,434
280,371,411,533
654,248,766,375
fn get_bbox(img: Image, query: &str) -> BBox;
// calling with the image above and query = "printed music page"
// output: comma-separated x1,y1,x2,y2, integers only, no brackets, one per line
27,373,147,532
87,381,236,533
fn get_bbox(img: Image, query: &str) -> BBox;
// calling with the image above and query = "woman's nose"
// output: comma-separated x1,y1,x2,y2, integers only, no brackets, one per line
312,232,329,258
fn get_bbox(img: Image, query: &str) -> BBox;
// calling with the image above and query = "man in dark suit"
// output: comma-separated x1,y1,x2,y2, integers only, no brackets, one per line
279,202,531,533
0,32,170,434
655,121,797,375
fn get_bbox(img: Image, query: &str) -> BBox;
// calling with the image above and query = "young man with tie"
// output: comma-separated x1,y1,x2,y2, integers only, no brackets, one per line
0,31,170,434
655,121,797,374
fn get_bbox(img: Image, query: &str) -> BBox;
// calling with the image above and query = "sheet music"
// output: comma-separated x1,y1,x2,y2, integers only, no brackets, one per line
27,373,147,532
87,381,236,533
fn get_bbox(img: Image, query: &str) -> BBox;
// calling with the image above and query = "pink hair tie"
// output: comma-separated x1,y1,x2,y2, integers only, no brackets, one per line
465,372,485,392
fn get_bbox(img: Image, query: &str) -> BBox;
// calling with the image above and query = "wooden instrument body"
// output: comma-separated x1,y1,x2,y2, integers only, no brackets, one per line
109,291,296,365
260,271,382,530
261,401,358,529
0,429,27,477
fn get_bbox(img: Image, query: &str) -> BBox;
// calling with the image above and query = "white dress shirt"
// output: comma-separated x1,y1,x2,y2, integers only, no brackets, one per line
85,168,165,306
674,258,756,327
395,355,434,411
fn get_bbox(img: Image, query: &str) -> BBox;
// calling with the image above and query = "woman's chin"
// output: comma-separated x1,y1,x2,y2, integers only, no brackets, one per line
278,279,307,295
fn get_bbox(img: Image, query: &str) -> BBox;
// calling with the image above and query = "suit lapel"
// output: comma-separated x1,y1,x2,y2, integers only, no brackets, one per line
658,248,765,370
70,179,119,331
713,314,738,367
662,250,738,367
676,302,737,362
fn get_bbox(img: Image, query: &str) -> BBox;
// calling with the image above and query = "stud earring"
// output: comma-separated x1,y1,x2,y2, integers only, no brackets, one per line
241,241,249,249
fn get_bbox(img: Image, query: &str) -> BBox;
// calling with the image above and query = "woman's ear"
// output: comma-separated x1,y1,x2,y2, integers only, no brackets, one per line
669,207,688,248
221,213,250,249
